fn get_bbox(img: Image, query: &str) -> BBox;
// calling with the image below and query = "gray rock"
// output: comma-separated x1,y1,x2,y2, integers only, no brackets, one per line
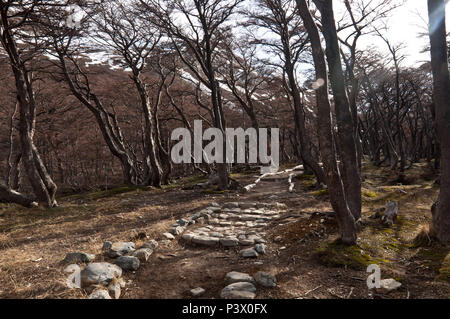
141,240,159,250
225,271,255,284
181,233,195,242
102,241,113,251
254,271,276,288
107,242,135,258
220,237,239,247
190,287,206,297
80,262,122,288
88,288,112,299
169,226,185,236
223,202,239,209
208,207,221,213
177,218,190,226
132,248,153,262
240,202,256,209
210,202,220,207
114,256,140,271
162,233,175,240
378,278,402,292
63,252,95,264
255,244,266,254
239,239,255,246
241,248,259,258
221,282,256,299
107,281,121,299
192,236,220,246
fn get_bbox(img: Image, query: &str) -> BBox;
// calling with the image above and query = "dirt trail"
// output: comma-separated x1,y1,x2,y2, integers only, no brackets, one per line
124,170,305,299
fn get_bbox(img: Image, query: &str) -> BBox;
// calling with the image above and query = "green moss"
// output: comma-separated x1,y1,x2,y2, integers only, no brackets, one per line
312,189,328,197
439,254,450,282
362,190,378,198
314,241,379,270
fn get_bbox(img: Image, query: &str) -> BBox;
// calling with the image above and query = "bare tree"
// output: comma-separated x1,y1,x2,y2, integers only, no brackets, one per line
297,0,356,244
244,0,326,184
311,0,361,220
0,0,58,207
141,0,245,189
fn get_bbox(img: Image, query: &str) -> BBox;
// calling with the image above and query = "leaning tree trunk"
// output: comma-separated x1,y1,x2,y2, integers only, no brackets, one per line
428,0,450,243
297,0,357,245
0,184,37,208
313,0,362,220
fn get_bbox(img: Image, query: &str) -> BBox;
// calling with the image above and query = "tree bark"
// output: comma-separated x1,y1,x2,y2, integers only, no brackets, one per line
312,0,362,220
427,0,450,243
297,0,357,245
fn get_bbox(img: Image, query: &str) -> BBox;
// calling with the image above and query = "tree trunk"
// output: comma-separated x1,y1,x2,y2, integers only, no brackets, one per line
428,0,450,243
313,0,362,220
297,0,357,245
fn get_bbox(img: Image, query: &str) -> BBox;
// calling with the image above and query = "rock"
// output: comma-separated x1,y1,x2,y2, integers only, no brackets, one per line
80,262,122,288
273,236,282,243
223,202,239,209
102,241,113,251
142,240,159,250
240,248,259,258
114,256,140,271
162,233,175,240
239,239,255,246
107,281,121,299
63,252,95,264
381,202,398,226
190,287,206,297
177,218,190,226
220,282,256,299
181,233,195,242
131,230,148,240
210,202,220,207
169,226,185,236
220,237,239,247
192,236,220,246
88,288,112,299
240,202,256,209
377,278,402,293
255,244,266,254
132,248,153,262
210,232,224,238
254,271,276,288
225,271,255,284
107,242,135,258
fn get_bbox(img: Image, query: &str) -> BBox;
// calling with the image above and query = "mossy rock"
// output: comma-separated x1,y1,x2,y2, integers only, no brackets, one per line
438,253,450,282
314,241,379,270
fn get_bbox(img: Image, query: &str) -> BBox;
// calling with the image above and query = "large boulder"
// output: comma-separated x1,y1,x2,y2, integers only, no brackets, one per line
221,282,256,299
80,262,122,288
106,242,135,258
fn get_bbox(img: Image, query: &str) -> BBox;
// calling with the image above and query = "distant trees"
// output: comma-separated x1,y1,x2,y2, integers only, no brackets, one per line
427,0,450,243
141,0,244,190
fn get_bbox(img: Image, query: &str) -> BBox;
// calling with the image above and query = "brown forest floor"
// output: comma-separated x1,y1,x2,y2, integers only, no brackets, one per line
0,161,449,299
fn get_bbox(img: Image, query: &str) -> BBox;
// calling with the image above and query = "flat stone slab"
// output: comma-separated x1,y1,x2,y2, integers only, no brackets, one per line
220,237,239,247
192,236,220,246
221,282,256,299
241,248,259,258
225,271,255,284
